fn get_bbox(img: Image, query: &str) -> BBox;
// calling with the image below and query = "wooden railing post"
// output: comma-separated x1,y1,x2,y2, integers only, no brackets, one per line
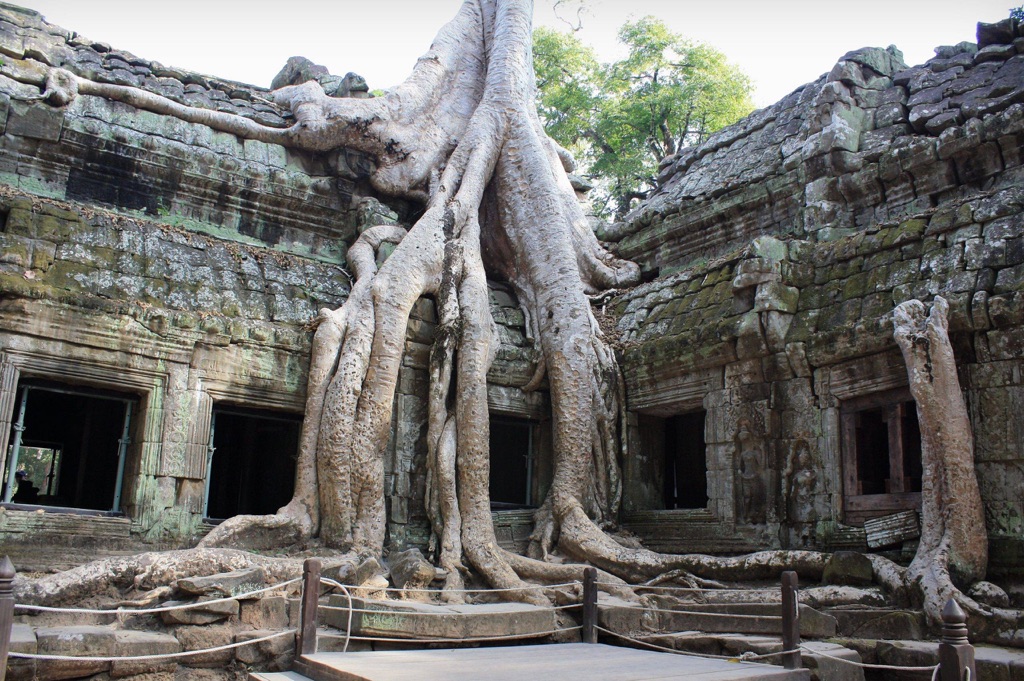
297,558,321,657
939,598,975,681
780,570,801,670
582,567,598,644
0,556,15,681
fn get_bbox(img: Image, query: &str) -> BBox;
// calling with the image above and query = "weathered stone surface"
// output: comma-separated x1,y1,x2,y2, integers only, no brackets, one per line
240,595,290,630
7,623,37,681
826,607,925,640
173,624,235,668
159,597,239,625
34,625,114,679
387,548,436,598
109,630,181,678
234,629,294,668
968,580,1011,607
822,551,874,586
322,595,557,641
176,567,266,599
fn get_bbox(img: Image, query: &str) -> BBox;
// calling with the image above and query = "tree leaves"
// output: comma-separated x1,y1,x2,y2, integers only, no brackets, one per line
534,17,755,218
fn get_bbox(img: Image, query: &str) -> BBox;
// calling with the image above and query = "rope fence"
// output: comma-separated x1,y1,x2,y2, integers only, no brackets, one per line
0,554,980,681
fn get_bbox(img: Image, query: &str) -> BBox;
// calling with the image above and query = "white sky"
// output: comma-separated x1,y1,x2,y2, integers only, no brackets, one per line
15,0,1016,107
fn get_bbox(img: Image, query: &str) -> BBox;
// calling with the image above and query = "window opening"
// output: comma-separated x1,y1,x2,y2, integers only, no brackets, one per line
841,388,922,524
663,411,708,509
204,405,300,522
488,417,534,509
2,381,135,512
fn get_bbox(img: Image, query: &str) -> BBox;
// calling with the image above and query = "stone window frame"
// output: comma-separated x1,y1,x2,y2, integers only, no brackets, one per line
624,367,723,524
839,386,922,526
814,349,921,527
0,349,163,520
196,376,307,518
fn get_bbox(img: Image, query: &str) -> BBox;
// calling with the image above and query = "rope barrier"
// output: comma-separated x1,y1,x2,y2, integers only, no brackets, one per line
319,601,581,617
320,578,354,653
8,629,297,662
14,577,304,615
597,602,782,620
595,626,946,677
594,582,764,594
798,643,940,674
593,625,771,662
318,626,581,645
369,581,580,594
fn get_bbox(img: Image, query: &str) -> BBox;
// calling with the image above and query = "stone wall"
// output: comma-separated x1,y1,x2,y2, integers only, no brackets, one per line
0,3,359,563
608,19,1024,574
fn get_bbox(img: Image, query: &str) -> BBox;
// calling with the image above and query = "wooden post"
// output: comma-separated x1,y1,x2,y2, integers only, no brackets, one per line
0,556,15,681
582,567,598,644
297,558,321,657
780,571,801,670
939,598,975,681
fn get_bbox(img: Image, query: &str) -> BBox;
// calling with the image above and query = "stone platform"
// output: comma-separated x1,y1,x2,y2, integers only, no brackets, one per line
257,643,810,681
320,595,557,641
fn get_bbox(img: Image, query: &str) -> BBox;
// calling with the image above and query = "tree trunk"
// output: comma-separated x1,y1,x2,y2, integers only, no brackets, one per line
893,297,987,622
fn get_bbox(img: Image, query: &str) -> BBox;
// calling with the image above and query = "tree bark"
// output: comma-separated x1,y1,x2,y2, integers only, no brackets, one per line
893,297,987,622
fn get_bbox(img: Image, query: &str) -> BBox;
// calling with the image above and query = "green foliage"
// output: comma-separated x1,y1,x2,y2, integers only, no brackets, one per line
534,18,755,217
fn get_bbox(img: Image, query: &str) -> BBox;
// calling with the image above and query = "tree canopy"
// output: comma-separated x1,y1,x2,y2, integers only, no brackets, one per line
534,17,755,217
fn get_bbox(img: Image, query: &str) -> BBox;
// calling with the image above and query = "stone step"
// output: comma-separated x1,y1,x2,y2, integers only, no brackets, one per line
639,631,865,681
321,595,558,643
14,624,181,681
824,606,926,640
249,673,314,681
599,596,837,637
836,638,1024,681
11,622,294,681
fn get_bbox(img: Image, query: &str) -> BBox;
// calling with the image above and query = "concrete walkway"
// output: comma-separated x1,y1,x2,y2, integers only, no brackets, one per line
256,643,809,681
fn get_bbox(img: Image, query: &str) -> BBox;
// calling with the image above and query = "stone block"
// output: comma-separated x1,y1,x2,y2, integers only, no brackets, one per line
822,551,874,586
322,596,557,641
734,311,768,360
174,624,235,668
238,598,288,630
953,141,1005,185
160,597,239,625
829,608,926,640
6,100,63,141
388,548,436,597
177,566,266,598
110,629,181,678
754,282,799,313
34,625,114,679
7,623,37,681
234,629,294,667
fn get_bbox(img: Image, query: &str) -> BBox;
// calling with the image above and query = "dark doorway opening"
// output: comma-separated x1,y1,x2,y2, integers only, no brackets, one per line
2,381,135,512
663,411,708,509
204,406,300,522
488,417,534,509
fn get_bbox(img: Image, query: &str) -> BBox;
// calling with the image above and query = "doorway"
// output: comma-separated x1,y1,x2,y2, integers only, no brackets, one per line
203,405,300,522
2,381,135,513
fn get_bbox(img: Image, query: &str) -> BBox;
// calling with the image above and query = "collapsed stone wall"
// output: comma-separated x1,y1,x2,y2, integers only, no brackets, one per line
609,19,1024,575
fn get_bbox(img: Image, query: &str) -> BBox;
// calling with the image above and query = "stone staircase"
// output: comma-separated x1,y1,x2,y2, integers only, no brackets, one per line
597,594,951,681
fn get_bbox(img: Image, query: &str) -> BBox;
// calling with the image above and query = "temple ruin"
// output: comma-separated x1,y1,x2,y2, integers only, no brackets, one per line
0,1,1023,675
